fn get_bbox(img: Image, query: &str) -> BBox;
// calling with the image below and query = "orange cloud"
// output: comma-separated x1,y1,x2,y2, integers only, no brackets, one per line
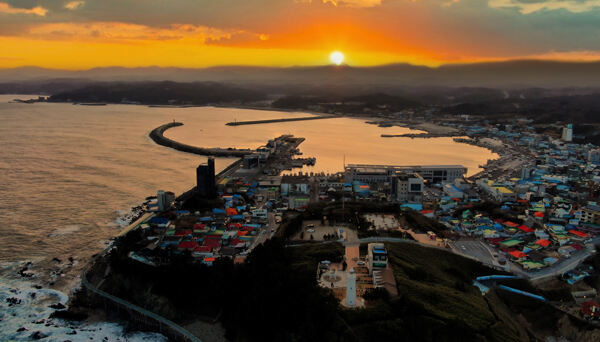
26,22,242,43
297,0,383,8
65,1,85,10
0,2,47,16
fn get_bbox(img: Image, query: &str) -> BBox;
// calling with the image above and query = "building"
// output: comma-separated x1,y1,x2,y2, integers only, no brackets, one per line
345,164,466,184
581,301,600,320
156,190,175,212
196,158,216,199
157,190,167,211
443,183,464,199
562,124,573,142
581,204,600,225
395,172,424,203
588,149,600,164
521,167,534,180
367,243,388,274
476,179,517,202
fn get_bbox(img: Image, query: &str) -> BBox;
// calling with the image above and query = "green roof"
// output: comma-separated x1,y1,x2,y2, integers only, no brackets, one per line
500,239,523,247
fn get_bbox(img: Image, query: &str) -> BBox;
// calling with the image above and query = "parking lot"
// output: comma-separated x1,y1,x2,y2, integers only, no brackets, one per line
292,219,358,242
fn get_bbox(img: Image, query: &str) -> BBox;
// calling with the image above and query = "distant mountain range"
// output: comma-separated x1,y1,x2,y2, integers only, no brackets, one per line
2,60,600,88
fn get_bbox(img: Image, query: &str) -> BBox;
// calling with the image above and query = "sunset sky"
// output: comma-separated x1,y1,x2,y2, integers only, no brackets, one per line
1,0,600,69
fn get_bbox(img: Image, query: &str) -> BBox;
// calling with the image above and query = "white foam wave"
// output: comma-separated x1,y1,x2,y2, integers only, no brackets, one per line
0,278,167,341
48,225,81,237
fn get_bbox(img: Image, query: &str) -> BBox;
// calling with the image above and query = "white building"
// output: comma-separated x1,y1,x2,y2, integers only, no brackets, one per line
562,124,573,142
396,172,424,203
345,164,466,184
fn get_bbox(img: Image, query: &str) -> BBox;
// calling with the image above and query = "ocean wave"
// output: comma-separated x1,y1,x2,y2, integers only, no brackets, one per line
0,277,167,341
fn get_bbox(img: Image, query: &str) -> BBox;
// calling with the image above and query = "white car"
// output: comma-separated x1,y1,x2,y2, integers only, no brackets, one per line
307,229,315,233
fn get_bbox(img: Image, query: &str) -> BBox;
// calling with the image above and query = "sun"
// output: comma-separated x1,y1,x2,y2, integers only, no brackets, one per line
330,51,344,66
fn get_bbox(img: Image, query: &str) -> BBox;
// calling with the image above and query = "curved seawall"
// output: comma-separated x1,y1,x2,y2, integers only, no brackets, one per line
149,122,252,157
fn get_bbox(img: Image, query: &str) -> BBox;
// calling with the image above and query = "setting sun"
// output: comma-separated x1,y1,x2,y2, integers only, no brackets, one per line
330,51,344,66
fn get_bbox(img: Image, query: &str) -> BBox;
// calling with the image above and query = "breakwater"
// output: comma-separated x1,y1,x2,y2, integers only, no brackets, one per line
149,122,252,157
226,116,332,126
381,132,461,138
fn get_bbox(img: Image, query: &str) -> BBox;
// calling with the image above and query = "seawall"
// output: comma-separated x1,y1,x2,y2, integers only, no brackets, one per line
149,122,252,157
226,116,332,126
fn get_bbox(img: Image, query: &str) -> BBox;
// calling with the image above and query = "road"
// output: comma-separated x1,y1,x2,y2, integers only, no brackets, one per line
450,240,501,268
528,249,593,281
450,239,598,280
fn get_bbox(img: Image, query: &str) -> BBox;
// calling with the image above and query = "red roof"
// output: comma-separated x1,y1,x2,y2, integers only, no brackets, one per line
535,239,551,247
517,199,528,203
193,223,206,230
486,237,504,245
568,229,589,238
177,241,199,250
518,225,534,233
193,246,212,253
230,238,246,245
226,208,238,216
174,229,193,237
534,212,545,218
495,219,504,223
508,250,527,259
571,243,584,251
420,210,434,214
203,239,221,248
581,301,600,317
504,221,519,228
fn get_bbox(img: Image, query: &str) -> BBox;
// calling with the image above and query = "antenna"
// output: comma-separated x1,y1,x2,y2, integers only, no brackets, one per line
342,154,345,224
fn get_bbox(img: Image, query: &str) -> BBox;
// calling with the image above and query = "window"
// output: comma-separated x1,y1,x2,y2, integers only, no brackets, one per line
410,184,421,192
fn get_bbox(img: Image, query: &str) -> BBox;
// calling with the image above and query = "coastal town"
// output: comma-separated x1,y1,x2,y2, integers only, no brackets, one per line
93,113,600,335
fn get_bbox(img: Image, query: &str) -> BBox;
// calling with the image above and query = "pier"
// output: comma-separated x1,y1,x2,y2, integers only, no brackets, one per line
149,122,253,157
226,116,333,126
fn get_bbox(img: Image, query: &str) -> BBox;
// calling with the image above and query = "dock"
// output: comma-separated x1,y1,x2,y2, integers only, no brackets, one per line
226,116,333,126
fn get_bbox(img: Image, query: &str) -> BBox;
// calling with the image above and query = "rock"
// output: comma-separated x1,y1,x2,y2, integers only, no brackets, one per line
66,330,77,335
16,327,28,332
33,285,43,289
52,257,62,263
6,297,22,305
30,292,36,299
68,257,74,263
49,303,66,310
33,319,45,324
30,331,48,339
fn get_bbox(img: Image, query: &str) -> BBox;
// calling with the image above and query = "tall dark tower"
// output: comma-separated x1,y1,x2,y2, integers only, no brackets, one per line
196,157,216,199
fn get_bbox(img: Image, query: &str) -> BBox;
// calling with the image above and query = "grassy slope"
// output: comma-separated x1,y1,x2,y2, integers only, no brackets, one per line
341,242,530,342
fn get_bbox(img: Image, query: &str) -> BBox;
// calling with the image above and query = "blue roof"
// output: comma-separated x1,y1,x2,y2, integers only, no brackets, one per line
149,217,170,224
212,208,226,214
199,216,212,222
401,203,423,211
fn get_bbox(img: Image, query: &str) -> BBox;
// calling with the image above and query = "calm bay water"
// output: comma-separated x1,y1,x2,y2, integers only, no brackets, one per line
0,94,497,339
